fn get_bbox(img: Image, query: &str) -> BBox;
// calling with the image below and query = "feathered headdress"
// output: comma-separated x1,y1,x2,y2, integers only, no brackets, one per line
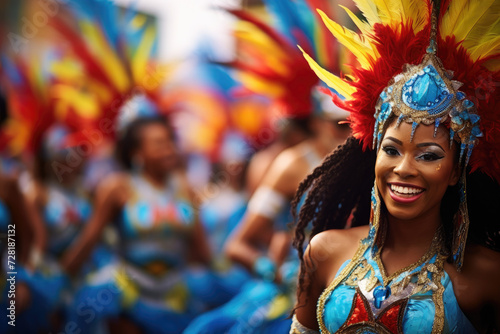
0,54,56,155
222,0,341,119
49,0,175,144
0,0,173,155
302,0,500,180
301,0,500,269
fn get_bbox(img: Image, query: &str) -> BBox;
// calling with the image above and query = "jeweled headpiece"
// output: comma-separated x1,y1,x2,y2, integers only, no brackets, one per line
301,0,500,269
373,51,482,167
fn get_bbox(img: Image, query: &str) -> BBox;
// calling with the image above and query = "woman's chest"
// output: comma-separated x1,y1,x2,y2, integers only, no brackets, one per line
319,256,478,334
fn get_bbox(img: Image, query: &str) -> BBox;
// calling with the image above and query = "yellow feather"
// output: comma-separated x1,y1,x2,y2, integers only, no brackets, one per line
53,86,100,119
238,72,285,98
235,24,290,68
469,36,500,62
299,46,356,99
372,0,399,24
483,57,500,71
352,0,381,26
400,0,430,33
440,0,469,39
131,25,156,84
449,0,497,43
80,22,130,93
339,5,371,35
235,30,289,76
317,9,377,70
441,0,500,60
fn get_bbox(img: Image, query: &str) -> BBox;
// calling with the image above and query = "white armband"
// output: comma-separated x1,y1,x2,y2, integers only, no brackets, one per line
290,315,320,334
247,186,288,220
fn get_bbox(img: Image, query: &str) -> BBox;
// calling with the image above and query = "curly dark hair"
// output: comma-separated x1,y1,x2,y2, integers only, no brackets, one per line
116,115,175,170
291,133,500,308
290,136,375,304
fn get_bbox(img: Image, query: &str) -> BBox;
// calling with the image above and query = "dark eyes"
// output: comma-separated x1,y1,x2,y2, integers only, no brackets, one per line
417,152,443,161
381,146,444,161
381,146,399,156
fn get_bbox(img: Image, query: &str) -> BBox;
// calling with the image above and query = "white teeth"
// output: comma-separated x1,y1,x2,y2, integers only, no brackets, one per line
390,184,423,195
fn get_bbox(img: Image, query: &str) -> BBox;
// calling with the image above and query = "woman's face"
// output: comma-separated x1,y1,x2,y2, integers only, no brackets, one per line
375,120,460,221
137,123,178,173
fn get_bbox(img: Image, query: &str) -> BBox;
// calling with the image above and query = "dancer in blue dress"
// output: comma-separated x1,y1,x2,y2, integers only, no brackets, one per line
7,124,114,334
291,0,500,332
63,115,213,334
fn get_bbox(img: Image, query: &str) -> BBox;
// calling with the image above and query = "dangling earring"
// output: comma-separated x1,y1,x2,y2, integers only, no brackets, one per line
368,180,385,255
452,174,470,271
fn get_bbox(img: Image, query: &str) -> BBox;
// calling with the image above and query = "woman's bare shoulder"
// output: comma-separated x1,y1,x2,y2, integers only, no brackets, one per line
94,172,131,206
304,225,370,286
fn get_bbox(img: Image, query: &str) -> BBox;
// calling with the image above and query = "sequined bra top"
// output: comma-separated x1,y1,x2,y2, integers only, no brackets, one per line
118,174,196,272
317,229,477,334
43,185,92,257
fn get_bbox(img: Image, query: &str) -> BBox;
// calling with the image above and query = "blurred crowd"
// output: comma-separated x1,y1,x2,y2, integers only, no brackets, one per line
0,0,355,333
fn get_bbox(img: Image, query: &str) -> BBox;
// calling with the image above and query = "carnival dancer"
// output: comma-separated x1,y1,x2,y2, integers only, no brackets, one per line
291,0,500,332
62,113,212,334
0,58,84,334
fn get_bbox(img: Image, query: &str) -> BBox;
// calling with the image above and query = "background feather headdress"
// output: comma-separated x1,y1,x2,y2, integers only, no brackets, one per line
0,0,175,155
219,0,342,120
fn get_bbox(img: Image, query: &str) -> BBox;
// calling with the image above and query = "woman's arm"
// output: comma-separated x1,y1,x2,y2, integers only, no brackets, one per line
225,149,301,274
293,243,326,331
293,227,369,331
61,174,125,276
3,176,33,264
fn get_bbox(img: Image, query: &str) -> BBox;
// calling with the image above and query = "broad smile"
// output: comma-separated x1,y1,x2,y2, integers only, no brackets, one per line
388,183,425,204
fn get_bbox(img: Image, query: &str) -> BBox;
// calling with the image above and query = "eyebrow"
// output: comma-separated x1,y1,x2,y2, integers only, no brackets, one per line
384,137,402,145
416,142,445,151
384,136,445,151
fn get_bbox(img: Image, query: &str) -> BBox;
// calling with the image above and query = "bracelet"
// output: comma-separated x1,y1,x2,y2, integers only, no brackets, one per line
253,256,276,282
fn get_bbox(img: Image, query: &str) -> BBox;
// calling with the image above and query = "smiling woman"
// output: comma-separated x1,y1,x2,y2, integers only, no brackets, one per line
288,0,500,333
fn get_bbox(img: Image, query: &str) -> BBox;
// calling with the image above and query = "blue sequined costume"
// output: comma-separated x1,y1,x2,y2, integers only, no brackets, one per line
1,183,105,334
317,228,477,334
68,173,208,334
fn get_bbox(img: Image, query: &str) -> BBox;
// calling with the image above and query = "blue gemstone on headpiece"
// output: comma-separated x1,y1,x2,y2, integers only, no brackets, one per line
470,114,480,124
456,91,466,100
410,122,418,142
434,117,442,137
396,114,405,128
380,90,388,101
472,126,482,137
459,143,466,164
378,103,392,122
402,65,453,115
463,99,474,109
452,116,463,126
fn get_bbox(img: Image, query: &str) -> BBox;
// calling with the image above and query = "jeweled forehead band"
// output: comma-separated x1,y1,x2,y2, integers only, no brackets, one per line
373,53,482,167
